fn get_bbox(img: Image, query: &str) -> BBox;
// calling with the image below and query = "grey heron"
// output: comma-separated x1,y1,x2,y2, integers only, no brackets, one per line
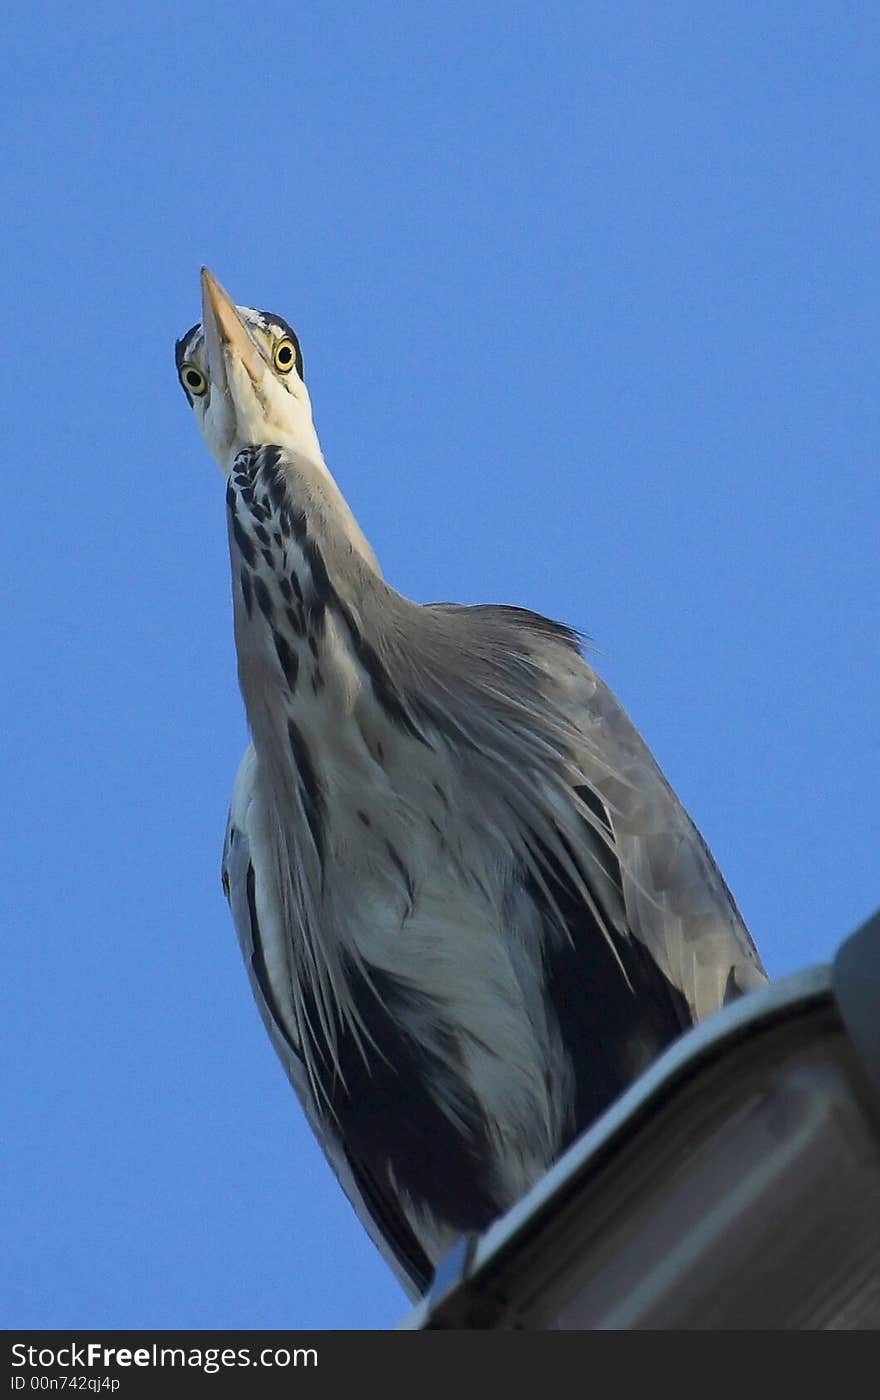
176,268,767,1298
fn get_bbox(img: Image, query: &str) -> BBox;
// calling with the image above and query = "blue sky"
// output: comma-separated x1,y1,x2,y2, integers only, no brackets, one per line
2,3,877,1330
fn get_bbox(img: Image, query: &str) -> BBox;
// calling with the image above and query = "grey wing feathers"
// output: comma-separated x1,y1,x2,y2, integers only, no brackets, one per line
557,656,767,1020
423,601,765,1022
221,744,431,1299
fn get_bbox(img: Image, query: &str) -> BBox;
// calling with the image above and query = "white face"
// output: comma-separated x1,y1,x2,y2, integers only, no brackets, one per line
175,299,321,475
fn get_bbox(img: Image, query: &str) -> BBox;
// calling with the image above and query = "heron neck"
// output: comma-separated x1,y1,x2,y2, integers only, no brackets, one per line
225,442,388,700
225,440,403,884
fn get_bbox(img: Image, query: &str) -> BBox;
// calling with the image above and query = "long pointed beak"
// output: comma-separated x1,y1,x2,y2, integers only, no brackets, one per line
200,267,265,386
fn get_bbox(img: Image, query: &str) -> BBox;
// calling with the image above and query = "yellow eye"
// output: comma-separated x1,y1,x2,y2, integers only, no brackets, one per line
180,363,208,397
273,337,297,374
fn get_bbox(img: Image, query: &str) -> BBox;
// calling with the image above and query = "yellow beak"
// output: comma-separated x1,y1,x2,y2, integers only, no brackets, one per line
200,267,265,385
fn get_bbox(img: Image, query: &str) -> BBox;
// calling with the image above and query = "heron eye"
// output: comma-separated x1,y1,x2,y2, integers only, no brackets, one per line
273,338,296,374
180,363,208,397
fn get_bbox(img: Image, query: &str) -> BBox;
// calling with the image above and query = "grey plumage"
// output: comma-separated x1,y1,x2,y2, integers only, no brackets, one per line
178,270,767,1297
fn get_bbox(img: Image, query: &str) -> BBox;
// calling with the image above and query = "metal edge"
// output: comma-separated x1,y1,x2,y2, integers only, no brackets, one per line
832,909,880,1107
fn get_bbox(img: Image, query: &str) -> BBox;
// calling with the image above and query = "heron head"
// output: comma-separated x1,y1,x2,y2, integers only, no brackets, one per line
175,268,319,473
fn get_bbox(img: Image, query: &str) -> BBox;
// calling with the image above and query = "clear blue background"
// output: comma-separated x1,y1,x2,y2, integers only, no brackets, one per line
2,2,877,1330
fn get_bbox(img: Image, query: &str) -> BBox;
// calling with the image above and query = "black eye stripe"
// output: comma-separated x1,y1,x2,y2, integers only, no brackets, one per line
174,323,201,373
254,311,304,381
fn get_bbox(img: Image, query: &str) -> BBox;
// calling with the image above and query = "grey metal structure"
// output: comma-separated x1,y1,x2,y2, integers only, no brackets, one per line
401,911,880,1329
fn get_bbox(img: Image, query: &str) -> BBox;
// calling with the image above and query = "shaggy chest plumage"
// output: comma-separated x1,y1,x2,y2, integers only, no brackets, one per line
226,444,456,910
